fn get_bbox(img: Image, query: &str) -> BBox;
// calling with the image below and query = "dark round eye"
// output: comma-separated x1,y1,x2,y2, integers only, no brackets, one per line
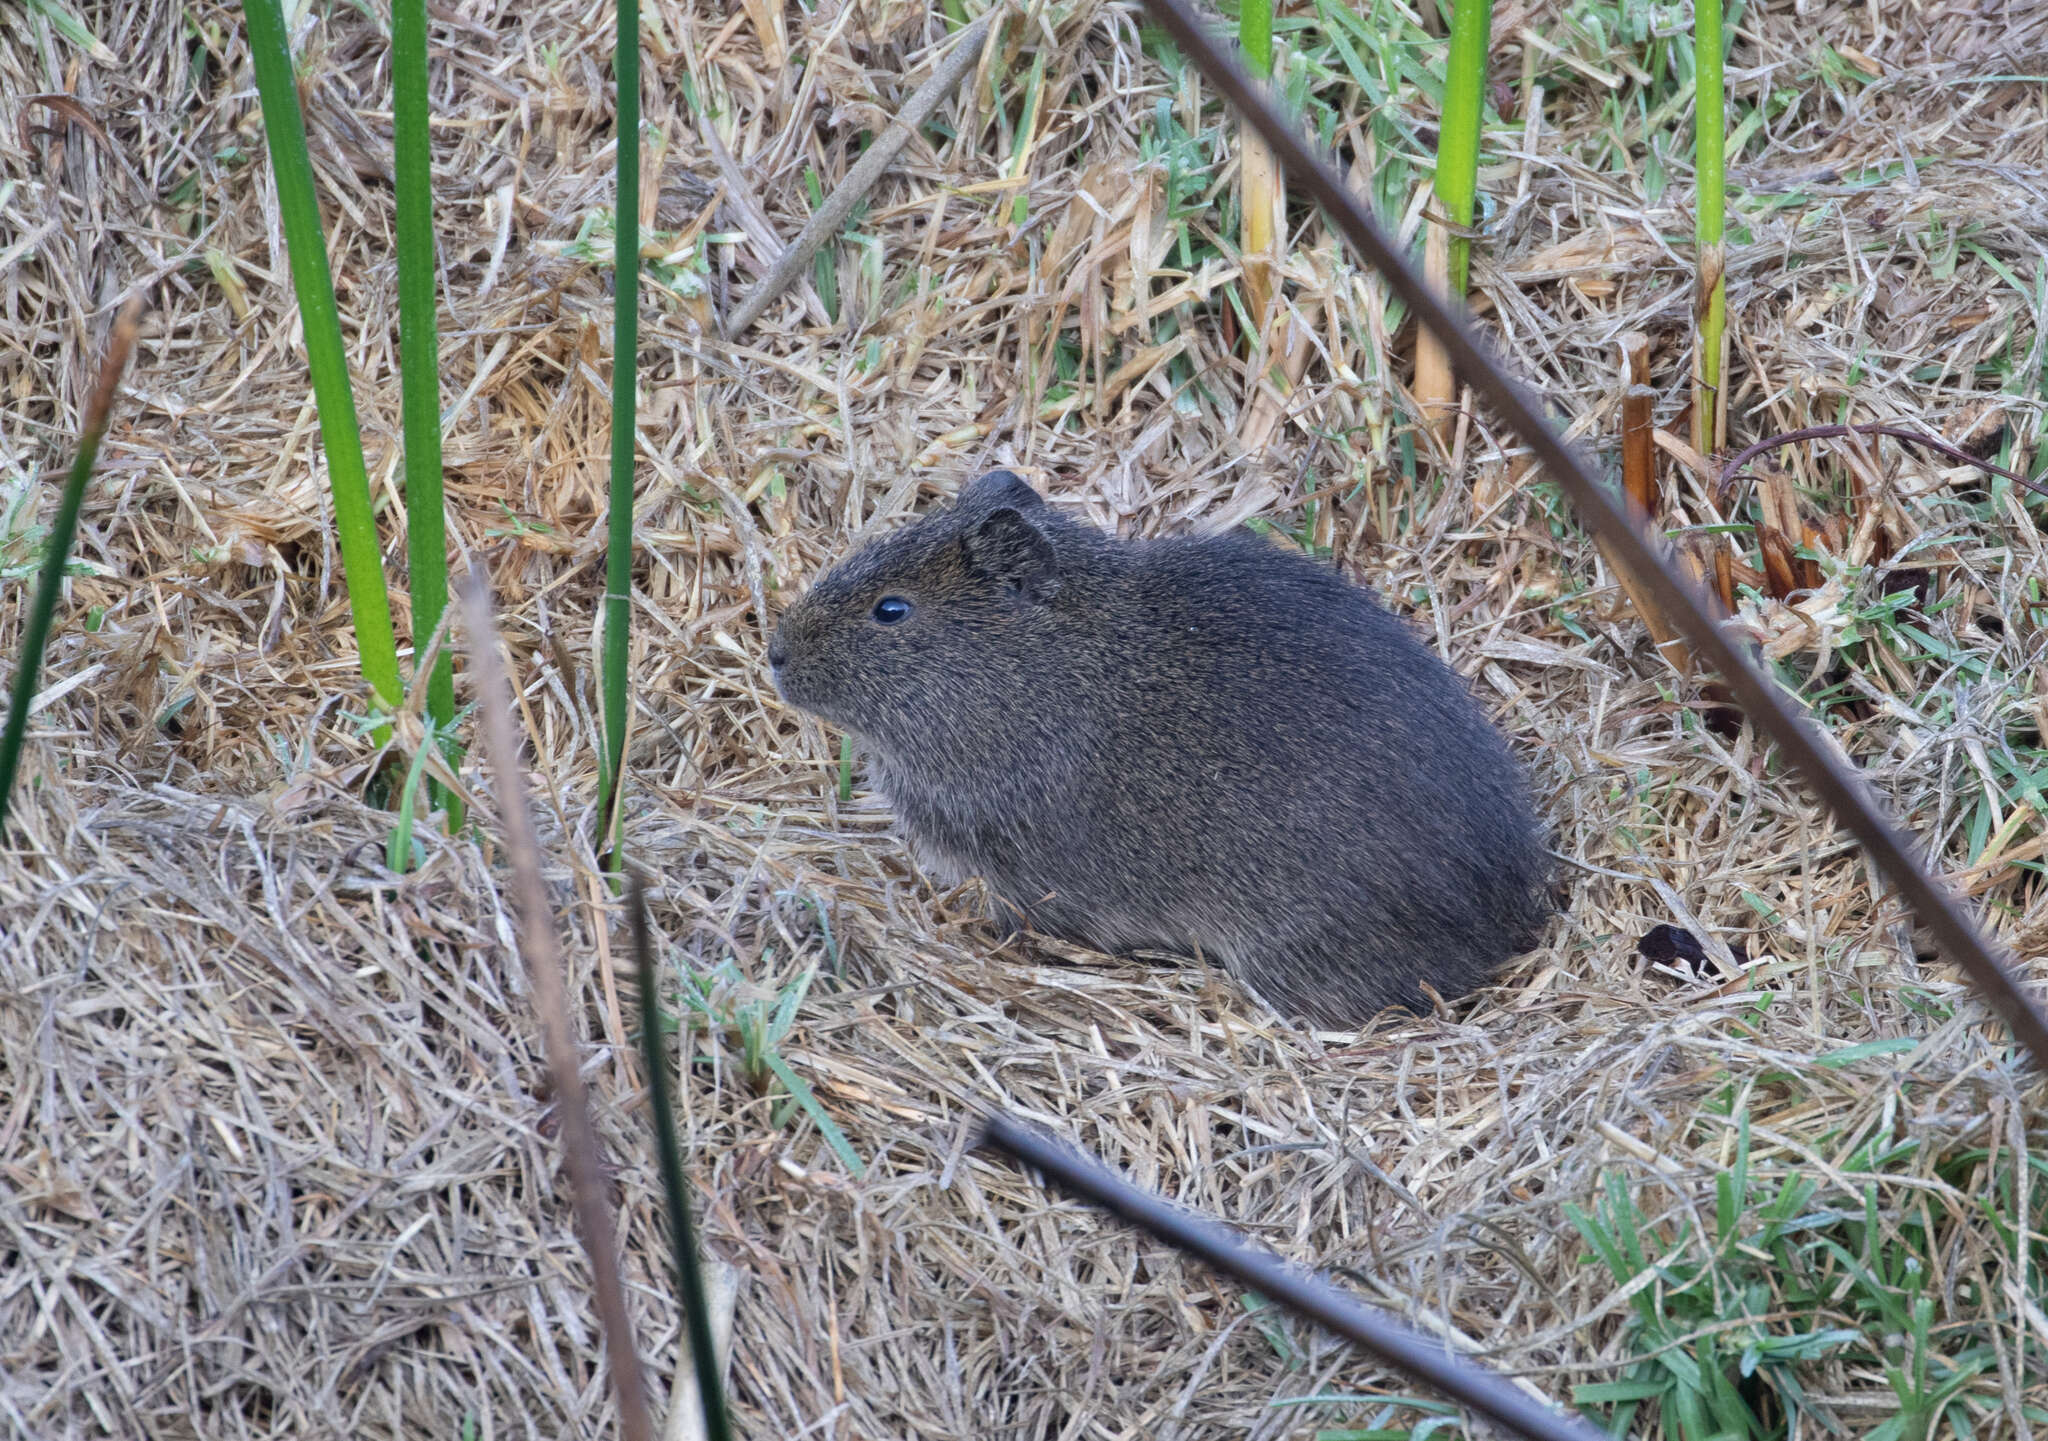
871,596,913,626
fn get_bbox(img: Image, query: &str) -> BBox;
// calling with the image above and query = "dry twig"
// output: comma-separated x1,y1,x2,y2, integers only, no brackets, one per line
1718,421,2048,501
723,13,996,339
463,572,655,1441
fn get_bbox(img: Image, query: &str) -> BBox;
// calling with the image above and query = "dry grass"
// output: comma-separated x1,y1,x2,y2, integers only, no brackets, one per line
4,0,2048,1437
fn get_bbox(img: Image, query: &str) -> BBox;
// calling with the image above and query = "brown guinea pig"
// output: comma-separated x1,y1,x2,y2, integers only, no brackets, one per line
768,469,1554,1028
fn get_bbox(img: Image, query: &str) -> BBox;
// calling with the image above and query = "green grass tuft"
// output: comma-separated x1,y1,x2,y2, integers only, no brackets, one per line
1566,1097,2027,1440
675,952,866,1180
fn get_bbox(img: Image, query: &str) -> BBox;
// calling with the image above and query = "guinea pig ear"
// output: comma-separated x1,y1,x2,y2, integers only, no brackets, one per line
964,506,1061,601
959,468,1044,514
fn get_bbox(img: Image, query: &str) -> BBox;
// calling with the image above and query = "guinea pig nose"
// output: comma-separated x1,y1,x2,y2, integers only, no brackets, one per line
767,642,789,669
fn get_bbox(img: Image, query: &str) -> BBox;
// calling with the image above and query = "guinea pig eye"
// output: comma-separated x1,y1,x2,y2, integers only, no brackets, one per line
870,596,914,626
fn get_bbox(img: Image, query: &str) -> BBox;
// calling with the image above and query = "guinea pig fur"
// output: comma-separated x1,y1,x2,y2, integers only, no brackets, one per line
768,469,1555,1028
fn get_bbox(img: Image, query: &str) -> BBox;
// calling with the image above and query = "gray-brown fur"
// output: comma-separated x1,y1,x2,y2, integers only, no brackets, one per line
769,470,1555,1027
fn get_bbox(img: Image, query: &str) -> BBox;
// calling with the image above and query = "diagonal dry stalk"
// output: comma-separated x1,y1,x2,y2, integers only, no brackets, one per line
979,1112,1607,1441
462,571,655,1441
723,12,995,339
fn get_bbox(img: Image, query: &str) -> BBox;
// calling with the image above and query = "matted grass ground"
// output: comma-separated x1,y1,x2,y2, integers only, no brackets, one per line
4,0,2048,1437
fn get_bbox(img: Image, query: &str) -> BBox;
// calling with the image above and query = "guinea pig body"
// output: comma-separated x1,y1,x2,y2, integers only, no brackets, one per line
769,470,1554,1028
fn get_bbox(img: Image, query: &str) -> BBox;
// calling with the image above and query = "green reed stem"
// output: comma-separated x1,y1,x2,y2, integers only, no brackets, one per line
599,0,641,871
392,0,461,833
1435,0,1492,296
1693,0,1728,455
0,304,140,837
1239,0,1271,75
241,0,401,745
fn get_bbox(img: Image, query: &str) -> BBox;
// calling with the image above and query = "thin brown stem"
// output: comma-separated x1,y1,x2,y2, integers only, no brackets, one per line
1719,422,2047,501
462,573,654,1441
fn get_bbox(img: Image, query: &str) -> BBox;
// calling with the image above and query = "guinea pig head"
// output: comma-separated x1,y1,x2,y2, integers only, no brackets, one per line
767,471,1064,748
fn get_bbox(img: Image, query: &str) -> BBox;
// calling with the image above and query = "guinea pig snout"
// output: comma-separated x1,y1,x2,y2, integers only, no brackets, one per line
765,611,807,700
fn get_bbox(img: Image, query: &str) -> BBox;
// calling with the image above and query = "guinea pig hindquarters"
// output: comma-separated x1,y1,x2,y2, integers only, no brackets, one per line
768,470,1554,1027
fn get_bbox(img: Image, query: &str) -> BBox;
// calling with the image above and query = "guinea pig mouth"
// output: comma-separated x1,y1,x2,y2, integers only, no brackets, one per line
766,626,800,693
768,658,828,719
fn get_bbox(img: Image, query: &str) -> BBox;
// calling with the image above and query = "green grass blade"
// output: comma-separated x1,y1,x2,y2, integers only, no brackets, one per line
240,0,402,744
1565,1202,1637,1290
26,0,116,63
763,1051,866,1178
0,302,140,837
1007,50,1047,228
1435,0,1492,296
391,0,462,833
1573,1380,1671,1406
1716,1104,1751,1244
385,728,434,873
803,168,839,322
599,0,641,869
631,879,734,1441
1692,0,1728,455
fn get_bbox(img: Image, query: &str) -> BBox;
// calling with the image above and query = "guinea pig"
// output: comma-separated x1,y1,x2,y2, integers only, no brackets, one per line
768,469,1555,1028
